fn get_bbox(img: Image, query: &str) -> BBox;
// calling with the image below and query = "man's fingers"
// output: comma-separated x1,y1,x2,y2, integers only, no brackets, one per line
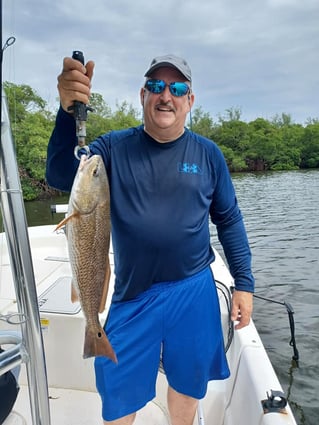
85,60,95,81
57,57,94,111
231,290,253,330
62,56,86,74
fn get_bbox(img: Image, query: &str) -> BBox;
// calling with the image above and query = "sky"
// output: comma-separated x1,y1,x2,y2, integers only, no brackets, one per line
2,0,319,124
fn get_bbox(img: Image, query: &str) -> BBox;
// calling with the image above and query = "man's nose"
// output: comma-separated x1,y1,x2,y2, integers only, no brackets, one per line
159,84,171,100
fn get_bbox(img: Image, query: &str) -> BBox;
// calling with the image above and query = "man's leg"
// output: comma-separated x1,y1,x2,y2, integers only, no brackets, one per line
96,290,162,424
167,386,198,425
103,413,136,425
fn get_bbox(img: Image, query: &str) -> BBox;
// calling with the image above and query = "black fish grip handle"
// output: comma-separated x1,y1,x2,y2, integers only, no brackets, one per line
67,51,93,158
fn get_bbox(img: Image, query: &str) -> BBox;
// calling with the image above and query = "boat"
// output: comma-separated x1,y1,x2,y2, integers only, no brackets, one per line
0,40,297,425
0,220,298,425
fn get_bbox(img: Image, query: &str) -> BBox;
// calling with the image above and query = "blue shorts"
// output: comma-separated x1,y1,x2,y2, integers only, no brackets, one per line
94,267,230,421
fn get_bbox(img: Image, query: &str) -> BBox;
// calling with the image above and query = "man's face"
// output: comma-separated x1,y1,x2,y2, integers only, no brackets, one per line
140,67,194,142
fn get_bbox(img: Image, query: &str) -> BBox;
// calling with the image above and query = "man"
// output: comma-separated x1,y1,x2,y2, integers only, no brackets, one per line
46,54,254,425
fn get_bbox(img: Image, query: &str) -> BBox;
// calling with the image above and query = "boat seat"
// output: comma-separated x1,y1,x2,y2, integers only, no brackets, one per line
0,330,22,345
0,331,22,376
2,411,25,425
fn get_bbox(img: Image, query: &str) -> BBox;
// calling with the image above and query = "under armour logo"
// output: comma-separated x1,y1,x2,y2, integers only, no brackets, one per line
178,162,202,174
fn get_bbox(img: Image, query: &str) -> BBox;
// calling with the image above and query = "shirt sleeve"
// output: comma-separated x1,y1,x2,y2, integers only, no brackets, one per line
45,107,79,192
209,147,255,293
217,218,255,292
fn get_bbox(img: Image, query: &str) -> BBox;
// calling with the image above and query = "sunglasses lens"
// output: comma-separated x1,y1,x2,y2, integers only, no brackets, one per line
169,82,189,97
145,80,190,97
145,79,166,94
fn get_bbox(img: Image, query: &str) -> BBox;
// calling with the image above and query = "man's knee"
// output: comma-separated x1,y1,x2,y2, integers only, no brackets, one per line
103,412,136,425
167,386,199,425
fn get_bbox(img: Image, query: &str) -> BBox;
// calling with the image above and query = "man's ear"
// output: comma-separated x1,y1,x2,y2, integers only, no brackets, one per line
187,92,195,110
140,88,145,106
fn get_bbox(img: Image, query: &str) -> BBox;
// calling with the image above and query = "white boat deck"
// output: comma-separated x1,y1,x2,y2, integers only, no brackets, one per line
0,226,297,425
5,385,170,425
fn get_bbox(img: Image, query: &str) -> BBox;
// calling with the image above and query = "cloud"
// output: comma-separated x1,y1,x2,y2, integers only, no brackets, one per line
2,0,319,123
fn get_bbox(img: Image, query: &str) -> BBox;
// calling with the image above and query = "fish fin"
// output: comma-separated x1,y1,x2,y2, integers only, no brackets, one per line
71,281,80,303
83,324,118,363
54,212,79,231
99,261,111,313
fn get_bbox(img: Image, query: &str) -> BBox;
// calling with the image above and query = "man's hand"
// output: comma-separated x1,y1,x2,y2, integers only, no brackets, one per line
57,57,95,112
231,290,253,330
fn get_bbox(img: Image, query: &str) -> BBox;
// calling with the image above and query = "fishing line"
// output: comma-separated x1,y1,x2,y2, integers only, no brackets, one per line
285,362,305,421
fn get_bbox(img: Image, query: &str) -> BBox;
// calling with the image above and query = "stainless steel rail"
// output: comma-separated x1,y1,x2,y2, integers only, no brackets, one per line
1,89,51,424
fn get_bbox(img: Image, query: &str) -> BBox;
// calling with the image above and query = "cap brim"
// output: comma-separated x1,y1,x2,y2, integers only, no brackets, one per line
144,62,191,81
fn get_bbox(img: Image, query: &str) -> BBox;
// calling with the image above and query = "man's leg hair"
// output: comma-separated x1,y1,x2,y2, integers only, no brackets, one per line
102,386,198,425
168,386,198,425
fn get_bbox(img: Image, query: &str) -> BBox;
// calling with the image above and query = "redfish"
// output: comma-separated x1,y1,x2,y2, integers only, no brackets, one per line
56,154,117,363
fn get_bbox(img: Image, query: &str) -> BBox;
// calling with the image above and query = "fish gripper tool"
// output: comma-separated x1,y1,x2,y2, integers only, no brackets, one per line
67,50,93,159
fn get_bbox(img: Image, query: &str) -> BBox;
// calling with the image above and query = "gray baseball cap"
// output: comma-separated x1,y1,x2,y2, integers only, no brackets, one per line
144,54,192,82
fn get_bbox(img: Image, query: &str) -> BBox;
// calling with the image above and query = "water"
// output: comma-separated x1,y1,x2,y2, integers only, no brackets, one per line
1,170,318,424
229,170,319,425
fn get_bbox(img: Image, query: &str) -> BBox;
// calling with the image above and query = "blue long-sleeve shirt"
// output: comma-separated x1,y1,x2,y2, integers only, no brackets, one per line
46,108,254,301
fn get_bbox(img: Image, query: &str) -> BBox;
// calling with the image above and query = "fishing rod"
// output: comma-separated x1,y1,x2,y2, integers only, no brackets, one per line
1,2,52,422
216,279,299,365
0,0,16,126
253,293,299,366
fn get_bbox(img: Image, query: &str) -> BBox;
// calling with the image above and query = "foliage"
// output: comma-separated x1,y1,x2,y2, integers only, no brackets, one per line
191,106,215,139
85,96,141,140
300,122,319,168
3,82,55,199
3,82,319,200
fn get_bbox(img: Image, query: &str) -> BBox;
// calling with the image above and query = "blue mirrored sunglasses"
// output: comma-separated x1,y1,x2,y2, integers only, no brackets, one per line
144,79,190,97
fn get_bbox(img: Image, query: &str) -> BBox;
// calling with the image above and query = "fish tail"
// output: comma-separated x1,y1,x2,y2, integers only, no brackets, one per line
83,325,117,363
